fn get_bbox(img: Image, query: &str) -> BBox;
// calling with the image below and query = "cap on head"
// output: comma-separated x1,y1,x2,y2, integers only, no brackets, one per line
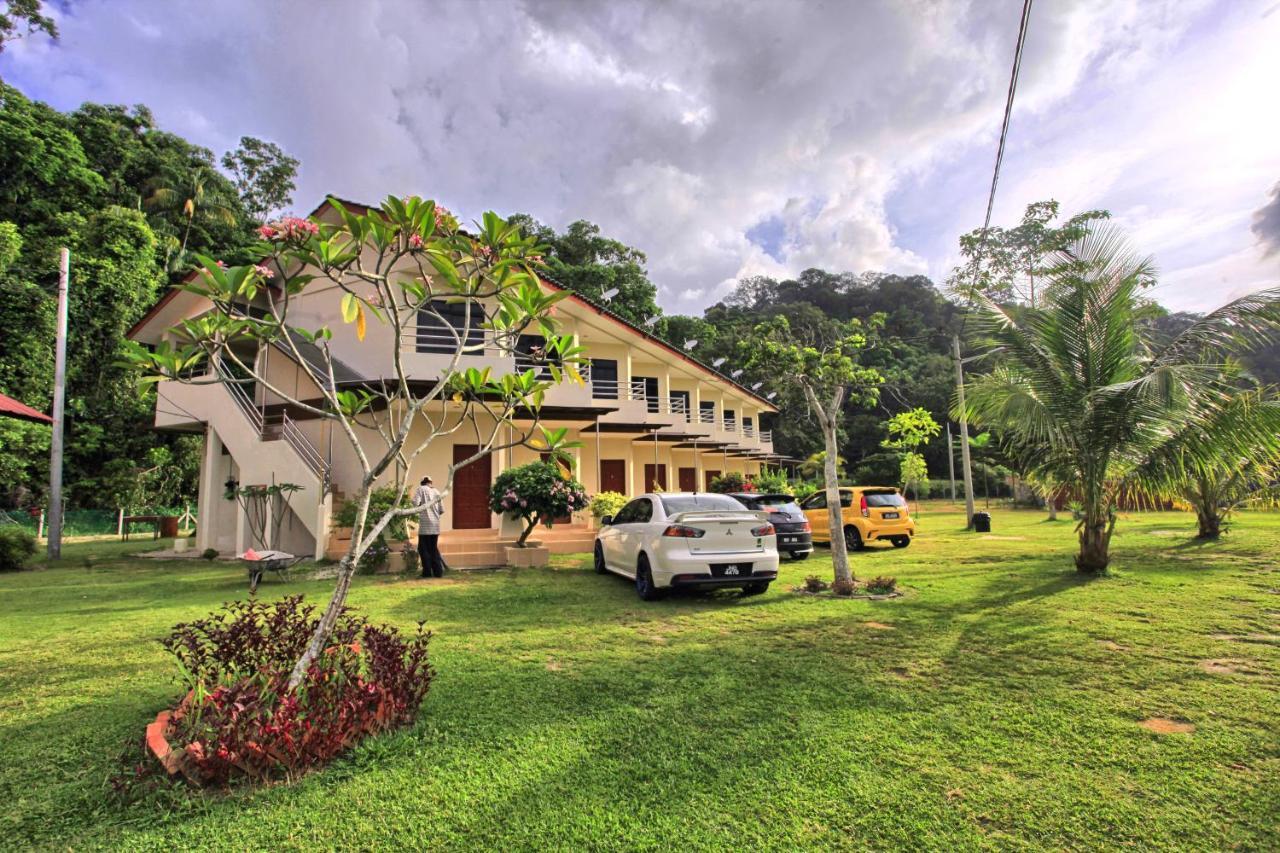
421,475,433,485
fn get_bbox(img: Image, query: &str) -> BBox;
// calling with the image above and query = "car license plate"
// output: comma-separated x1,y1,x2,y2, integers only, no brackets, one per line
883,512,899,519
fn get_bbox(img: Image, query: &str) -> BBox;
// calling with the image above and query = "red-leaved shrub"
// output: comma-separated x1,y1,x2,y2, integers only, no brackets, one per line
158,596,432,785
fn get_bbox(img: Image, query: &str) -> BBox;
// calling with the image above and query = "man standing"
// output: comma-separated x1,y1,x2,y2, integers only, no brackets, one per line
413,475,446,578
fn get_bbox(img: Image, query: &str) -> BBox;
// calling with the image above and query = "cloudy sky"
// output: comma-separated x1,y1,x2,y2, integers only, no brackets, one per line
3,0,1278,313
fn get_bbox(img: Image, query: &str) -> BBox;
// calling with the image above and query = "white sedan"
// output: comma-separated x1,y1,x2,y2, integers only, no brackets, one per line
594,492,780,600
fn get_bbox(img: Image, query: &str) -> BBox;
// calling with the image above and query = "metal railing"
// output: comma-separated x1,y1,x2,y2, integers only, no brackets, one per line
742,424,756,438
760,430,773,445
698,409,716,425
723,417,738,433
281,413,331,487
223,373,264,432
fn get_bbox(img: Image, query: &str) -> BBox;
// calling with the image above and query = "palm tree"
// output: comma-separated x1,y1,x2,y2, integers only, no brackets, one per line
143,167,238,266
963,226,1280,573
1136,386,1280,539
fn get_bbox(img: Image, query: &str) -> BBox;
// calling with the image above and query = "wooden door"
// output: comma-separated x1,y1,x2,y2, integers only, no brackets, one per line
705,469,721,491
643,463,667,493
678,467,697,491
452,444,492,529
600,459,627,494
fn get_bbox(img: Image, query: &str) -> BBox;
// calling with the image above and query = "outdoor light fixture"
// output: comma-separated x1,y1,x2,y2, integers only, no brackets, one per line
731,369,743,378
684,339,699,349
751,382,763,390
767,392,777,400
713,357,726,367
600,287,619,301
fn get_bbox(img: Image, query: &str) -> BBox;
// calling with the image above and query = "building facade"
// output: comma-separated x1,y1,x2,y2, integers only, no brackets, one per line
129,198,788,564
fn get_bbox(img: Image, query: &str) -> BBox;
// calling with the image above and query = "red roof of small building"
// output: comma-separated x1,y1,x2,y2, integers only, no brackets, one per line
0,392,52,424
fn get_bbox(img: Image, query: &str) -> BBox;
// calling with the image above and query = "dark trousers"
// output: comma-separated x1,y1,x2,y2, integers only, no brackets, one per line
418,533,444,578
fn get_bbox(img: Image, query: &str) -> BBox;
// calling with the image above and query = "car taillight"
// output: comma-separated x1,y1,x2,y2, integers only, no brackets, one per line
800,520,811,532
860,494,869,518
662,524,705,538
751,523,775,537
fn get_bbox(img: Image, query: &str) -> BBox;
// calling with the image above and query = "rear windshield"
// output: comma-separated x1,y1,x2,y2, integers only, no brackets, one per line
864,491,906,508
744,494,803,514
661,494,748,515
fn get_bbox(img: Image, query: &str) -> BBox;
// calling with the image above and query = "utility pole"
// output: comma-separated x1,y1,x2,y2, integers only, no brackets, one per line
946,422,956,502
952,333,976,529
47,248,70,559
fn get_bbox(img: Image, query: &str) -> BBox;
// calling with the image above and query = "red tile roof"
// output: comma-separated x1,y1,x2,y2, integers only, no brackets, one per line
0,392,52,424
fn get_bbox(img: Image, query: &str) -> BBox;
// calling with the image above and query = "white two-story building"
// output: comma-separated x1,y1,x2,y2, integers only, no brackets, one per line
128,197,794,566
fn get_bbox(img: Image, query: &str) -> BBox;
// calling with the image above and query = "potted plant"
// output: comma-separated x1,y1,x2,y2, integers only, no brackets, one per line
490,461,588,567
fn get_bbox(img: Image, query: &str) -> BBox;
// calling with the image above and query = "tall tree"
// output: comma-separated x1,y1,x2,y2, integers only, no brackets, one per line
740,315,884,590
964,225,1280,573
143,165,239,263
508,215,661,325
221,136,299,222
0,0,55,52
948,200,1110,307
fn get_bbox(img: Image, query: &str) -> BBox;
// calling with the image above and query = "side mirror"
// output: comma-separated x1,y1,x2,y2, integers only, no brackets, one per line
601,515,613,526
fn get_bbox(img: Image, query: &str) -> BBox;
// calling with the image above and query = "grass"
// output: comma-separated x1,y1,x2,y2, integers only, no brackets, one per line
1,507,1278,850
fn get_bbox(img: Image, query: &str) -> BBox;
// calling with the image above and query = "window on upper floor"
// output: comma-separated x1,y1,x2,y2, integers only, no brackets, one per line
416,300,486,354
591,358,618,399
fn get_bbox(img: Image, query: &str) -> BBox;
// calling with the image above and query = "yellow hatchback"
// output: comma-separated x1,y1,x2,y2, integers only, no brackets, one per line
799,486,916,551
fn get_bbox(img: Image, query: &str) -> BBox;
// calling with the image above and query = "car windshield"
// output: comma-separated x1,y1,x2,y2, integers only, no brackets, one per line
864,490,906,508
661,494,748,515
742,494,803,514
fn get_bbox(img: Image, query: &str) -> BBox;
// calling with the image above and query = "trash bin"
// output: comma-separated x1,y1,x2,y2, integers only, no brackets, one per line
972,511,991,533
159,515,180,538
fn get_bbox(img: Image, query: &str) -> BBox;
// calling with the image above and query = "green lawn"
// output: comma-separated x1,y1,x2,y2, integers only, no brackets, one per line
2,508,1278,850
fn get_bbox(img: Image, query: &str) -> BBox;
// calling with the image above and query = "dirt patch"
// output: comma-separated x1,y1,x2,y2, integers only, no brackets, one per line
979,535,1027,541
1211,632,1280,644
1148,530,1184,537
1139,717,1195,734
1098,640,1128,652
1199,659,1249,675
863,621,895,630
887,666,911,679
545,659,563,672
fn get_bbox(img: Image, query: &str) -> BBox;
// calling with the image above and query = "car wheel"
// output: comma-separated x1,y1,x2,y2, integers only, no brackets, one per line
635,554,663,601
891,536,911,549
594,543,608,574
844,525,865,551
789,551,810,561
742,581,770,596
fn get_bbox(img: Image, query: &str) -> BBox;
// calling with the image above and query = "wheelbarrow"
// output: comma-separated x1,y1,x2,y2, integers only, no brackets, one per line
240,550,306,592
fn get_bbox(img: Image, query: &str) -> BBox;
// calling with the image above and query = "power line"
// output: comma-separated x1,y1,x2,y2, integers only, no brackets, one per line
982,0,1035,235
955,0,1035,528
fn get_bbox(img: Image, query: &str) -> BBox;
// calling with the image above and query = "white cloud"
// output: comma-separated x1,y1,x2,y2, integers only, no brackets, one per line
1,0,1273,314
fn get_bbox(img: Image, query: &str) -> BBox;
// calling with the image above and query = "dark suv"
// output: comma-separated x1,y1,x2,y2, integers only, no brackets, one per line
727,493,813,561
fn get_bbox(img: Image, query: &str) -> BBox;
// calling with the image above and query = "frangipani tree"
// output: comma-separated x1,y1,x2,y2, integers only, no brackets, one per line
963,225,1280,573
125,195,585,687
741,316,883,590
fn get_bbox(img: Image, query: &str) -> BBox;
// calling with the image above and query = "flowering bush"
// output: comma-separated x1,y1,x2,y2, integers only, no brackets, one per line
489,461,588,546
257,216,319,242
590,491,628,521
709,472,749,493
157,596,433,786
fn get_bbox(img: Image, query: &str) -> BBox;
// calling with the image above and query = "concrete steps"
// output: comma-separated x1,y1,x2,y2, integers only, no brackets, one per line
324,523,597,567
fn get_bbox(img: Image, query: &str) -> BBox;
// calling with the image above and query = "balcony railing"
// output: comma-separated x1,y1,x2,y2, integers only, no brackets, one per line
723,417,738,433
760,430,773,445
742,424,756,439
697,409,716,425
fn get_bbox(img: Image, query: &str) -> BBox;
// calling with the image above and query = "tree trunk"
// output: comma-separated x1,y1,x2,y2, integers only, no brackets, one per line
517,515,538,547
822,418,853,588
287,555,356,689
1195,506,1222,540
1075,509,1113,574
1046,497,1057,521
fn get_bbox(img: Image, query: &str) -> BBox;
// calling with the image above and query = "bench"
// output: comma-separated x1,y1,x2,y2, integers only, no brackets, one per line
121,515,162,540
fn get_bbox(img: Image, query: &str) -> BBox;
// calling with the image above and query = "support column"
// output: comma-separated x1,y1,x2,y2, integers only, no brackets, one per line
196,426,222,553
